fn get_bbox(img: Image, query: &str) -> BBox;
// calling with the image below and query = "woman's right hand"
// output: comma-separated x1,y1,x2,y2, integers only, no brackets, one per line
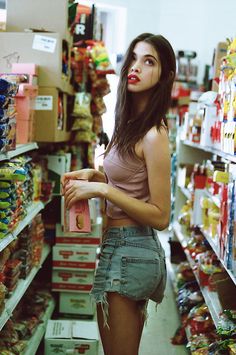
61,169,95,195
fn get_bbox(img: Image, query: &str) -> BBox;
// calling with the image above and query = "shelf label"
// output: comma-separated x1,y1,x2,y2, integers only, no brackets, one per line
34,96,53,110
32,35,57,53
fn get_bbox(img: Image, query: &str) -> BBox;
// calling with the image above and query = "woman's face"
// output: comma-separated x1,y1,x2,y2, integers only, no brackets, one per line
127,41,161,93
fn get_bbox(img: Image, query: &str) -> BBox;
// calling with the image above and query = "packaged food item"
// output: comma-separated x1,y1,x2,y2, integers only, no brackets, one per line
64,181,91,233
0,79,18,96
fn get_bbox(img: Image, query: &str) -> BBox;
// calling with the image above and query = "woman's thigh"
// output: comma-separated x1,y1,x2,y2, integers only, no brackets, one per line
98,292,145,355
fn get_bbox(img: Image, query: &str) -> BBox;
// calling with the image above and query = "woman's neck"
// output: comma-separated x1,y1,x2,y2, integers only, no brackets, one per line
131,92,149,114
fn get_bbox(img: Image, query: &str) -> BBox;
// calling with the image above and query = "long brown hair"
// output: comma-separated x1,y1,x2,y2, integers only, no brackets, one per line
106,33,176,158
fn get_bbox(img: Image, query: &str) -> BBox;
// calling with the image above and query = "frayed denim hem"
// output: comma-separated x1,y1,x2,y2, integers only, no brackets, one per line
91,290,152,327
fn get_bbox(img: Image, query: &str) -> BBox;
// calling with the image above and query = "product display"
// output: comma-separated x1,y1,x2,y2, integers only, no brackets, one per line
170,37,236,354
0,1,235,354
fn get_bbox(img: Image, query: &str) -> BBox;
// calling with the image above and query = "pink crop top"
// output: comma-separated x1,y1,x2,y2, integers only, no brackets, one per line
103,145,150,219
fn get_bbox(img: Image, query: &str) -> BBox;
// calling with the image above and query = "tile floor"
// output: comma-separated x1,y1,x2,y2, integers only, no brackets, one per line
97,230,189,355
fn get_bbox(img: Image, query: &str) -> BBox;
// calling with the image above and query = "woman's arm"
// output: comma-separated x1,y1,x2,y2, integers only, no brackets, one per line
64,127,171,230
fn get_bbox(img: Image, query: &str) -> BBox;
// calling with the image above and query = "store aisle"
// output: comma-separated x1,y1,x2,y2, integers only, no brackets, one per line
98,230,189,355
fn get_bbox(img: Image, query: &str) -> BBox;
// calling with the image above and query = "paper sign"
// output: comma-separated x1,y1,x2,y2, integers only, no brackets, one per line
35,96,53,110
32,35,57,53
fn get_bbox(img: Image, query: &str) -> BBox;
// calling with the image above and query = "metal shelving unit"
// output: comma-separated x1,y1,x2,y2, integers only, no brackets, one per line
0,243,51,331
23,298,56,355
173,221,223,327
183,140,236,163
0,201,45,252
0,143,38,161
200,227,236,286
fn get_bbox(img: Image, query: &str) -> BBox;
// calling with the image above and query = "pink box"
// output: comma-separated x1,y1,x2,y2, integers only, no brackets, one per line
11,63,39,76
16,119,35,144
15,96,35,121
64,182,91,233
17,83,38,98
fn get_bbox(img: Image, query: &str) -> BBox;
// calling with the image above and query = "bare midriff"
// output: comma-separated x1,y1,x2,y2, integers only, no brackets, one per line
106,217,141,227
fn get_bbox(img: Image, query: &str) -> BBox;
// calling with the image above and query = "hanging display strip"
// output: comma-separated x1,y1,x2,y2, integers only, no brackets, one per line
0,142,38,162
173,221,223,327
183,140,236,163
0,201,45,252
0,243,51,331
23,298,56,355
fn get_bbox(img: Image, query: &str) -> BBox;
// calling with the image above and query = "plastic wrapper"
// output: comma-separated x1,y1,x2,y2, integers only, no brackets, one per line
89,41,115,75
187,332,218,352
5,259,22,276
72,92,92,118
0,166,27,181
0,79,18,96
217,310,236,337
0,282,7,303
0,95,10,109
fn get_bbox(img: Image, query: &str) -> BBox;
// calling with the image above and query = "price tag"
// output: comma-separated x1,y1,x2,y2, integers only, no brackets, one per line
32,35,57,53
35,96,53,110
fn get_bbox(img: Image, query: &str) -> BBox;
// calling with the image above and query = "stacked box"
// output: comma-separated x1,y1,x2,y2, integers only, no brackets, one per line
6,0,72,43
0,32,73,94
52,214,102,316
45,320,99,355
0,31,73,142
34,87,70,142
9,63,39,144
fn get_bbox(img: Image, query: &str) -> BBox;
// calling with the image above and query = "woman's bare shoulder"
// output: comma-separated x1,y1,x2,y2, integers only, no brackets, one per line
143,125,169,145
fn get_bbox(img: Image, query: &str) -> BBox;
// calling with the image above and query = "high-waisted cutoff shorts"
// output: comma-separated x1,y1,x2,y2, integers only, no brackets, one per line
90,225,167,320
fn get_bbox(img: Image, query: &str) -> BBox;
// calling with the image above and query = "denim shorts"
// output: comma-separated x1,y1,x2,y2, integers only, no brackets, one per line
90,225,167,312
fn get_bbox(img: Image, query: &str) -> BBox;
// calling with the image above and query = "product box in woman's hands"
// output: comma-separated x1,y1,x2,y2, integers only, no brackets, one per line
64,181,91,233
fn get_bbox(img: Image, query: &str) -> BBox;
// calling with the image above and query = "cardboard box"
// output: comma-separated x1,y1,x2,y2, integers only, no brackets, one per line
6,0,72,42
0,32,73,93
200,105,218,148
59,292,95,316
52,269,94,292
34,87,70,142
52,244,97,270
56,220,102,246
44,320,99,355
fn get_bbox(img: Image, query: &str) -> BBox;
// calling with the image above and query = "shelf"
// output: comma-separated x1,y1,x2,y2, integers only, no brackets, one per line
179,186,192,200
182,140,236,163
0,143,38,161
23,298,56,355
0,243,51,331
200,227,236,286
0,201,45,252
204,190,221,208
173,221,223,327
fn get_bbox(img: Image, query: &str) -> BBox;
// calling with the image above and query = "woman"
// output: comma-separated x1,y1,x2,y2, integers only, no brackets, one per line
62,33,176,355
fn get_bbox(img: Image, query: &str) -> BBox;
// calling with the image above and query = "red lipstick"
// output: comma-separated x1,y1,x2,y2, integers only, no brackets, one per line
127,73,140,84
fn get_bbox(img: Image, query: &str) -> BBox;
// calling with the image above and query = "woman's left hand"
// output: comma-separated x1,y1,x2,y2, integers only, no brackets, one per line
64,180,103,209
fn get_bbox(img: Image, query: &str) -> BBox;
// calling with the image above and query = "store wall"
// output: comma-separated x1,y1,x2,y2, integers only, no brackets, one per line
96,0,236,83
158,0,236,82
96,0,161,51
